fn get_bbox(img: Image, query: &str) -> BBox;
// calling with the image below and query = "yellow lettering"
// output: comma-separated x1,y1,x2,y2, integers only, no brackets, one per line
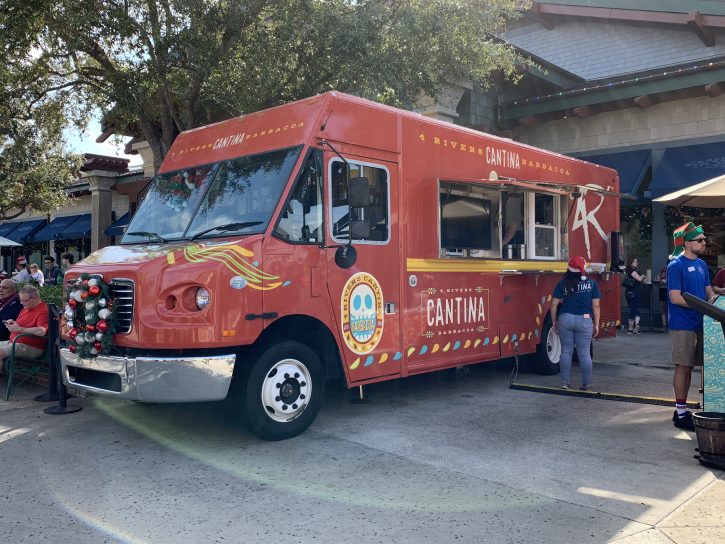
419,133,426,142
477,148,483,155
434,137,441,145
298,121,304,127
451,141,458,149
469,146,475,154
460,144,466,152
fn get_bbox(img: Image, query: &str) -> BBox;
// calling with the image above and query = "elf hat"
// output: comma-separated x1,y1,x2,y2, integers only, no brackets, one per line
670,222,704,259
568,256,587,281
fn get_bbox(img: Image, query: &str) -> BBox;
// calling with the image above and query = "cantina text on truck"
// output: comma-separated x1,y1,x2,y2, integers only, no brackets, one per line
60,92,623,440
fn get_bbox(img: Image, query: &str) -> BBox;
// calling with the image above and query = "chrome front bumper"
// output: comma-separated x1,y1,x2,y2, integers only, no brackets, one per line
60,349,236,402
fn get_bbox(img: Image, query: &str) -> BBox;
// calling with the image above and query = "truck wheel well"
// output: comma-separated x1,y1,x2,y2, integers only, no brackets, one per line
253,315,344,383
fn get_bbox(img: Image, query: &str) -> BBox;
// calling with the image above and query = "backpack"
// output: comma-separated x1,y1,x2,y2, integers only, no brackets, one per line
622,273,636,289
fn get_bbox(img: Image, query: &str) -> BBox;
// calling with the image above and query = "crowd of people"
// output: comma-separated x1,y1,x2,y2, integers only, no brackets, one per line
550,222,722,434
0,253,74,286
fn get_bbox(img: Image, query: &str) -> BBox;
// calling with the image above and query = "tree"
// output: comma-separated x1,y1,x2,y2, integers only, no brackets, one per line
0,44,83,220
3,0,531,170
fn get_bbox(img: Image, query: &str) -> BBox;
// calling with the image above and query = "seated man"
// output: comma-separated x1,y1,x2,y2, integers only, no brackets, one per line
0,286,48,370
0,280,23,341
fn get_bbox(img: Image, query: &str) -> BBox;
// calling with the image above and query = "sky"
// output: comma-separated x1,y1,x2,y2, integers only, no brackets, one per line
65,117,143,167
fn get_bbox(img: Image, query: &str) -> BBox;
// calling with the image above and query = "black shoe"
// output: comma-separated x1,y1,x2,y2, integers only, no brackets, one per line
673,410,695,432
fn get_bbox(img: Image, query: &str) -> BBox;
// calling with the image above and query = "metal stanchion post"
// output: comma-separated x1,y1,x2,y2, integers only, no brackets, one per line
649,283,655,332
44,354,81,415
44,305,81,415
35,305,61,402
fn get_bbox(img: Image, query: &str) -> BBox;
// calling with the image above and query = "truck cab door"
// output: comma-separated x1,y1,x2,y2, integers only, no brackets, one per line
325,154,402,384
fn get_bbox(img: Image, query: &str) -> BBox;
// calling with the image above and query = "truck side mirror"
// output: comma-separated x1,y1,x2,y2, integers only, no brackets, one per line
349,177,370,208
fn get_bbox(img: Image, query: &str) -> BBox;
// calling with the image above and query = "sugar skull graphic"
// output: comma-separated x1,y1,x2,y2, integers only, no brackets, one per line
341,272,384,355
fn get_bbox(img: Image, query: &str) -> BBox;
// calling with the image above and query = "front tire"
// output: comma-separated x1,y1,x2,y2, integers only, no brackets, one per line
233,340,324,441
532,316,561,375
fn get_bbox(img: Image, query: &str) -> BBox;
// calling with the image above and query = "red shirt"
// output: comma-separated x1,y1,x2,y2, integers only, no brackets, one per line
714,268,725,289
10,301,49,351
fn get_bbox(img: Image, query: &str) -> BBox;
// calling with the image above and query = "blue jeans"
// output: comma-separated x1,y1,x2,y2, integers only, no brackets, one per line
626,288,640,320
557,313,593,386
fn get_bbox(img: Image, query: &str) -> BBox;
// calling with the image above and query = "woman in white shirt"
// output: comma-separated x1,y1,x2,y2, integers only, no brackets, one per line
29,263,45,286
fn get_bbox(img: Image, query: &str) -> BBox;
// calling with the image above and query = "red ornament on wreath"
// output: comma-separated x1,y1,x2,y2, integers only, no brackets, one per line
69,344,77,354
69,328,78,339
69,299,77,308
86,324,96,332
93,341,103,352
81,291,89,300
96,320,109,332
89,285,101,296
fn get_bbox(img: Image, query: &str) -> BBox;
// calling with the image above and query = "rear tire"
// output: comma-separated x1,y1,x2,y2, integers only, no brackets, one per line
233,340,324,441
532,317,561,375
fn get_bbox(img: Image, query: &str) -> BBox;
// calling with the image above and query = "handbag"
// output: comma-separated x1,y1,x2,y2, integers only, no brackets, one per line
622,274,636,289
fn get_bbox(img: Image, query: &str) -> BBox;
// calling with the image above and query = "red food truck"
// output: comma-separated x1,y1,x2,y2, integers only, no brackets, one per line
60,91,623,440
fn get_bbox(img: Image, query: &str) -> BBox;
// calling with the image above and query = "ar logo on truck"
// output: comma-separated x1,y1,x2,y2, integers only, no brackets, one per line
341,272,384,355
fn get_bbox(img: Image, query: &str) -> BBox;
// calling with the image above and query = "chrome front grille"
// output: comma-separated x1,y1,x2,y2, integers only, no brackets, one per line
110,279,134,333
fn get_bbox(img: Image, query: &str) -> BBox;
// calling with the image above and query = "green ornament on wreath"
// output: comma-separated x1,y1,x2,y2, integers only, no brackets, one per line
64,273,117,358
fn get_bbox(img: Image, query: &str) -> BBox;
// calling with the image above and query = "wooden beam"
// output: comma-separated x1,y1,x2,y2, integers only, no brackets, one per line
634,95,659,109
687,11,715,46
532,3,555,30
573,106,593,118
495,130,514,139
534,4,725,29
706,83,724,97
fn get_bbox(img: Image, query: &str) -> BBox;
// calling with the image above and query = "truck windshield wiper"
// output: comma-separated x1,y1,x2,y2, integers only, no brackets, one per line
126,231,167,243
189,221,263,241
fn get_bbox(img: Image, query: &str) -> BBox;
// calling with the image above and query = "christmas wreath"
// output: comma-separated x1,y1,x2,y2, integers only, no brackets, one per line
64,273,117,358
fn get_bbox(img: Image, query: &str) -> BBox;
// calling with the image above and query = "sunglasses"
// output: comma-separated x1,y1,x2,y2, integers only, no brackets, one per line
689,237,707,243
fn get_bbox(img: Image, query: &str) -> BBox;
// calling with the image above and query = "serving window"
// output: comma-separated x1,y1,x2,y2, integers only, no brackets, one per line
439,181,500,258
438,181,567,260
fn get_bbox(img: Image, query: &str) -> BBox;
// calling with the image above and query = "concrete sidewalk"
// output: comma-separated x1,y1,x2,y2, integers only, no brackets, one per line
1,330,723,543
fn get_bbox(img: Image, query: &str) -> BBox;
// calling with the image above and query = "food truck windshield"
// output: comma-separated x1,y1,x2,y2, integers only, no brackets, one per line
122,145,302,244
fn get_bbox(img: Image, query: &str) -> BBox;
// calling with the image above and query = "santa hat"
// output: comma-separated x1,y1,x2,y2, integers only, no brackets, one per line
16,257,27,266
568,256,587,281
670,222,704,259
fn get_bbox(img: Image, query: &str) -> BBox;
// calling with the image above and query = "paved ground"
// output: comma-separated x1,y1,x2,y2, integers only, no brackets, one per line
1,331,722,544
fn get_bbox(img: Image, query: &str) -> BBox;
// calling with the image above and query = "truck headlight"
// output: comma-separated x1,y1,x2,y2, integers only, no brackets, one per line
196,288,211,310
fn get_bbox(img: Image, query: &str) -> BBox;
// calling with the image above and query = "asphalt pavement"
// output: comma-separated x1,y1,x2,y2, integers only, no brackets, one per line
1,330,723,544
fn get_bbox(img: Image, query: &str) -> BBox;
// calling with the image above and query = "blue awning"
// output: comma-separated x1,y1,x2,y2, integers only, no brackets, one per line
33,215,82,242
0,222,21,238
57,214,92,240
578,150,651,194
104,212,130,236
650,141,725,198
6,219,47,243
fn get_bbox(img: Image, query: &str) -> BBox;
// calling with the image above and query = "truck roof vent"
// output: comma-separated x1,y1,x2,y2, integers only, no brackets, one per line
110,279,134,334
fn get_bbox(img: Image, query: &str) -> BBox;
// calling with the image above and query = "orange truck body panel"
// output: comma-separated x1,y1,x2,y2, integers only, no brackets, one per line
66,92,621,390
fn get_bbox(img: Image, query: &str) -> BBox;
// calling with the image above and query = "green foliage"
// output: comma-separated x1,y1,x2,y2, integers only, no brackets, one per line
38,284,65,308
0,1,87,220
2,0,530,168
